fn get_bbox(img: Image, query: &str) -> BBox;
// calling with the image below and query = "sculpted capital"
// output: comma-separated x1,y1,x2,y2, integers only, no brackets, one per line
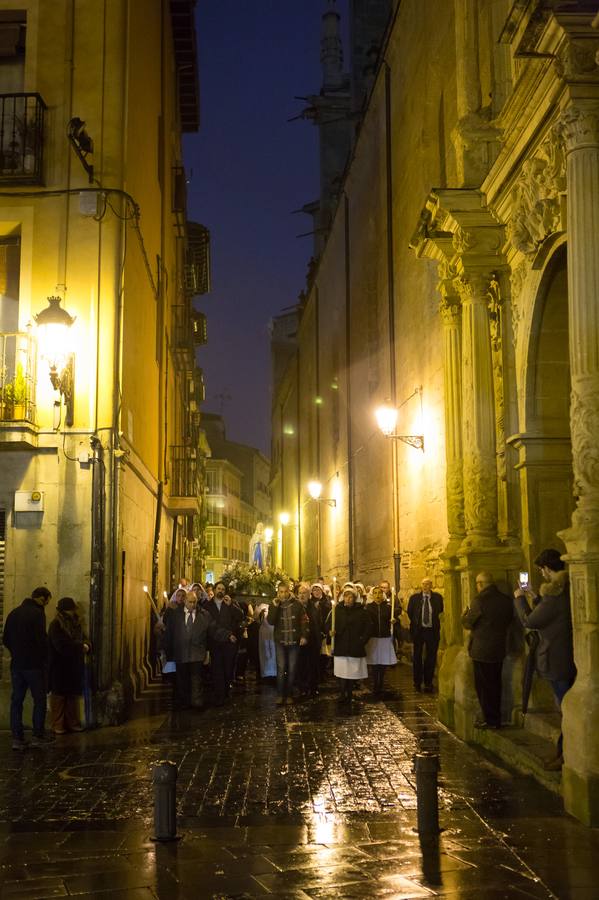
452,272,493,303
558,103,599,152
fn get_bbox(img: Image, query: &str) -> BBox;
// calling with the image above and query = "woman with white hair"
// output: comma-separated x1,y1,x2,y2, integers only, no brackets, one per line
332,583,372,703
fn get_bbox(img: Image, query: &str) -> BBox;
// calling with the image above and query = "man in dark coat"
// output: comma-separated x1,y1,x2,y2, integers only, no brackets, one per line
2,586,52,749
462,572,513,728
204,581,244,706
407,578,444,692
166,590,236,709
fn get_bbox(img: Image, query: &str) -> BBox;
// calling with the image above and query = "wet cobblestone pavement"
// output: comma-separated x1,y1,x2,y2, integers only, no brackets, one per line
1,665,598,899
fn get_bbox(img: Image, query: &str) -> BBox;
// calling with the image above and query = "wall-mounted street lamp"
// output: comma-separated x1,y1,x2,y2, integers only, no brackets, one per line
34,295,76,427
375,389,425,594
375,402,424,450
307,480,336,579
307,479,336,507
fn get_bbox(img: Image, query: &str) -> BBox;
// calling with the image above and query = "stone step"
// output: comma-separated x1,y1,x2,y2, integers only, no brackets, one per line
473,724,562,796
522,710,562,744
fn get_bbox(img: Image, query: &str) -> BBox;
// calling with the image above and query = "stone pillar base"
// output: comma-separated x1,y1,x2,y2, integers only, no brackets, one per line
562,681,599,826
438,644,462,730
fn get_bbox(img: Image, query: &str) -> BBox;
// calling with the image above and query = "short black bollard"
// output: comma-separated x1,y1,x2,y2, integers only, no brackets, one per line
414,752,441,835
151,760,180,842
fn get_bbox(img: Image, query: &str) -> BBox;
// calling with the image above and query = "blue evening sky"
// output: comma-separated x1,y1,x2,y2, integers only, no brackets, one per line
184,0,350,457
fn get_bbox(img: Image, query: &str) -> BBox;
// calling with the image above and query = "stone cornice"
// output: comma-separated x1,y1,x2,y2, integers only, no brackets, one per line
410,189,506,279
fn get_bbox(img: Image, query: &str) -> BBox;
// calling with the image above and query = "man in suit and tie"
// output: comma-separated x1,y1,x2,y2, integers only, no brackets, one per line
407,578,444,692
166,591,236,709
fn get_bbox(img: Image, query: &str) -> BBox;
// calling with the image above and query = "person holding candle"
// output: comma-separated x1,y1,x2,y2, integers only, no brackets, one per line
332,584,372,704
365,586,399,697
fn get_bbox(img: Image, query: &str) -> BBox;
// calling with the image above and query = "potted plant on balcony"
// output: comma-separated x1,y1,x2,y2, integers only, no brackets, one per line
1,363,28,420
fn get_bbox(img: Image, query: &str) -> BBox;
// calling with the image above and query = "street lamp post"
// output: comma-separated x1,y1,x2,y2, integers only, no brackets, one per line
307,480,336,580
375,394,424,593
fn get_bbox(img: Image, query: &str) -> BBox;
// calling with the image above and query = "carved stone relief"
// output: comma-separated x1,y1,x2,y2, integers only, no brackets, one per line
506,131,566,257
555,39,599,81
486,276,507,484
570,382,599,524
463,452,498,539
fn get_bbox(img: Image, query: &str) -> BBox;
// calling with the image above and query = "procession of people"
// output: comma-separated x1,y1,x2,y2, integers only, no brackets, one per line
151,573,423,710
2,545,575,777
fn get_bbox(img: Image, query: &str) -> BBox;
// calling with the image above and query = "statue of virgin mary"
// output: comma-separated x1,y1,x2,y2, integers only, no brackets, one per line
249,521,266,570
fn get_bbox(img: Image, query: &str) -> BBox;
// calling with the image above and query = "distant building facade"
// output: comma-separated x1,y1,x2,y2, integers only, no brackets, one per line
202,414,271,582
272,0,599,825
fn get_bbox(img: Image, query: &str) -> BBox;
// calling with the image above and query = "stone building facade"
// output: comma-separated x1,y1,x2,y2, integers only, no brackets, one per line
271,0,599,825
0,0,208,719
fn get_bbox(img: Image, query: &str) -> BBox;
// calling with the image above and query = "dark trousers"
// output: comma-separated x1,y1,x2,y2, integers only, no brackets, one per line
473,659,504,727
297,641,320,694
412,629,439,688
211,642,237,704
372,665,386,694
275,642,300,697
10,667,47,738
175,661,204,708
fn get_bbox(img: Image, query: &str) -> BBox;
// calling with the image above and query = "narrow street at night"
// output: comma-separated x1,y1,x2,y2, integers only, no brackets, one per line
1,665,598,899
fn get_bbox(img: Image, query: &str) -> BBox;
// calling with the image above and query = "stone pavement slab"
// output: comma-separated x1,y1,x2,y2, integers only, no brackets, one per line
0,666,598,898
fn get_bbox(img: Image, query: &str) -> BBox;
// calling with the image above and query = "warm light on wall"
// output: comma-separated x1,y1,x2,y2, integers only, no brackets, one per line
308,480,323,500
374,390,425,451
34,295,76,427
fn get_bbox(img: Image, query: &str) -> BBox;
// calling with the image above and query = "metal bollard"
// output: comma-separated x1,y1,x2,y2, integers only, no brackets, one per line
414,752,440,835
152,760,180,842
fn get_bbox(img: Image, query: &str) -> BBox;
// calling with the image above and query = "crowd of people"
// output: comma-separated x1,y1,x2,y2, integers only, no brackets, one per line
154,576,438,711
2,547,575,772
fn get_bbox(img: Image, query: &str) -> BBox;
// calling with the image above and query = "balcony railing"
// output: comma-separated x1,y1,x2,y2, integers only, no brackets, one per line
0,331,36,423
169,445,199,498
186,222,211,295
0,93,47,185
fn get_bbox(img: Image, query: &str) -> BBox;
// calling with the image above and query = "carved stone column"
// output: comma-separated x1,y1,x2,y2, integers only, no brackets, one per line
557,100,599,826
487,275,520,545
437,284,466,729
455,271,498,553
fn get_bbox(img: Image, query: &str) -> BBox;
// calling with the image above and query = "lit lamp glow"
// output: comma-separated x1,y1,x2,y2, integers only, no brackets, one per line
375,400,424,451
34,295,76,427
264,526,273,543
279,511,290,526
375,404,398,437
308,480,323,500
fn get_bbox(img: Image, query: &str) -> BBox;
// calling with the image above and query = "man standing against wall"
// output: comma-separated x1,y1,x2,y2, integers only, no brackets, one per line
407,578,444,692
462,572,513,729
3,586,53,750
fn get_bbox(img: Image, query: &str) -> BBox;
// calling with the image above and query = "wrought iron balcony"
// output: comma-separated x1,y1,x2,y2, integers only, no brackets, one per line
185,222,211,295
0,93,47,185
168,444,200,514
0,331,36,423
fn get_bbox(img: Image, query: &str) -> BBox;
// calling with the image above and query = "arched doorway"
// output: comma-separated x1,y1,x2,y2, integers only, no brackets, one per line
517,244,575,570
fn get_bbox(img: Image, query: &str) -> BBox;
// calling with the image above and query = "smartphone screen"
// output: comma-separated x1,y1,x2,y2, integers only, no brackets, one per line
519,571,529,587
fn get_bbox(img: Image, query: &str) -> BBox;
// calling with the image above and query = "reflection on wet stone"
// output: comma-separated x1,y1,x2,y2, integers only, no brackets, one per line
0,667,598,898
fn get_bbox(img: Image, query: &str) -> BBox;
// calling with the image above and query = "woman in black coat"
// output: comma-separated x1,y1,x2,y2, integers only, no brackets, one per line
48,597,89,733
333,584,371,702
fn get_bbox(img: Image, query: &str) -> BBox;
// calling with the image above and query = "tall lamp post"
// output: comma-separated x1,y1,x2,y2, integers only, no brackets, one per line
307,480,336,579
375,397,424,593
